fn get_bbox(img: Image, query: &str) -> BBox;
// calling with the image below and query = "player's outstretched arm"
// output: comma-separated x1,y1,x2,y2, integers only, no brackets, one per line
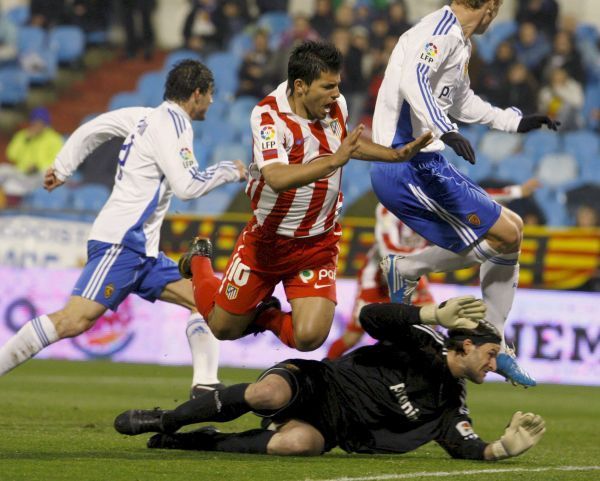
419,295,486,329
485,411,546,460
352,132,433,162
261,124,364,192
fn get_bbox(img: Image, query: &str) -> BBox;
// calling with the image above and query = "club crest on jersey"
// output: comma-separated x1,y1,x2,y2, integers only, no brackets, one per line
329,119,342,138
299,270,315,284
104,283,115,299
420,42,438,64
467,213,481,226
225,283,239,300
179,147,194,168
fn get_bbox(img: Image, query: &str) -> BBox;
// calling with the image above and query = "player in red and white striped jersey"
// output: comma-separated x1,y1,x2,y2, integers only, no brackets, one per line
186,40,432,352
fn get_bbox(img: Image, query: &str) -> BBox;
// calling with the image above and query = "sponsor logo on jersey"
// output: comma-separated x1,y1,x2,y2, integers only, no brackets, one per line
104,283,115,299
299,270,315,284
389,383,420,421
467,213,481,226
225,283,239,300
456,420,479,439
179,147,195,168
420,42,438,64
329,119,342,138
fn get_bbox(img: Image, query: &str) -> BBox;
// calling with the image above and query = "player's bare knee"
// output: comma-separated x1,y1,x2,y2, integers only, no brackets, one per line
49,310,94,338
294,333,327,352
246,377,291,410
268,431,323,456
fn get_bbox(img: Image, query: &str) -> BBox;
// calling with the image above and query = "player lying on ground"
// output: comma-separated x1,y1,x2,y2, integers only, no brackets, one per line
0,60,247,397
114,295,545,459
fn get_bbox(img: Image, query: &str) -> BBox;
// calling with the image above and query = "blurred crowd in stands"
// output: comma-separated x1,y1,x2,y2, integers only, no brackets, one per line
0,0,599,228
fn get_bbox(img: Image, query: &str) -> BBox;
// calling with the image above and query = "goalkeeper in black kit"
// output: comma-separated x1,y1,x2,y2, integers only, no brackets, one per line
114,296,545,460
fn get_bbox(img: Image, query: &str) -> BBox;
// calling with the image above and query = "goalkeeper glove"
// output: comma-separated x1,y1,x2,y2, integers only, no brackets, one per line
441,131,476,165
489,411,546,460
517,115,561,133
419,295,486,329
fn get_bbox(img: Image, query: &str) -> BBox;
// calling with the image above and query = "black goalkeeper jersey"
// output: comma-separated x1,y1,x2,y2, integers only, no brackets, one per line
269,303,487,459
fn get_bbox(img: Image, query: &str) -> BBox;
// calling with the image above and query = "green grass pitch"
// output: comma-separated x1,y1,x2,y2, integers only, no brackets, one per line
0,360,598,481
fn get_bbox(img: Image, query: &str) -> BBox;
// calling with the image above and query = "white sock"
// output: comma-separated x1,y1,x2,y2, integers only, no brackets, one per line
0,315,59,376
394,240,499,279
480,252,520,345
187,313,220,386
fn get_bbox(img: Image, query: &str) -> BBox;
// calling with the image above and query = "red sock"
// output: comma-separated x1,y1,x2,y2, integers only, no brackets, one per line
327,338,349,360
190,257,220,319
255,308,296,349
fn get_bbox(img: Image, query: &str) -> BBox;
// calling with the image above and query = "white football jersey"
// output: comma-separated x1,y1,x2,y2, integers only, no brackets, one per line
373,5,522,152
53,102,241,257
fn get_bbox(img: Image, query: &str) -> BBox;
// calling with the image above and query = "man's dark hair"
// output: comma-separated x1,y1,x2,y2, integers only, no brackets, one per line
287,40,343,89
452,0,493,9
164,59,214,102
445,321,502,353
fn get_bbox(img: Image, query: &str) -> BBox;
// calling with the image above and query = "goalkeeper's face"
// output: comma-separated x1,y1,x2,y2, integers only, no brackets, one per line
463,341,500,384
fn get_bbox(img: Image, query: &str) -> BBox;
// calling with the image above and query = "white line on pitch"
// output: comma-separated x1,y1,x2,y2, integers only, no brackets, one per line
305,465,600,481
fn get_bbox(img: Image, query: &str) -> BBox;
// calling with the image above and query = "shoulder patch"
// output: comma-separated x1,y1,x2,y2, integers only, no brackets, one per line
456,420,479,439
259,125,277,154
179,147,194,168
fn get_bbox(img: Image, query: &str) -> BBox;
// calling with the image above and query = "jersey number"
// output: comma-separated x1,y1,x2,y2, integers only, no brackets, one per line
117,134,135,180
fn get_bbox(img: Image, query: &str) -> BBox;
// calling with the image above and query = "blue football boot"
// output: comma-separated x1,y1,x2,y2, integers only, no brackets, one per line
496,350,537,387
380,254,419,304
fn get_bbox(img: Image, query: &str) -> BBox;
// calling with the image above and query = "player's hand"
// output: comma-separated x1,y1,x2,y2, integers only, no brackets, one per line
517,115,560,133
333,124,364,166
233,160,248,182
441,131,476,165
419,295,486,329
43,167,65,192
489,411,546,460
520,178,541,197
393,131,434,162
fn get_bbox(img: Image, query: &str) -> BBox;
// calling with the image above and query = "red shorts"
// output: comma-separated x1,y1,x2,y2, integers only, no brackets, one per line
215,220,341,315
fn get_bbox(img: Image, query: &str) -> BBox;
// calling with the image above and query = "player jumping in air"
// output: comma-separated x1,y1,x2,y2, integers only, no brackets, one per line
369,0,559,386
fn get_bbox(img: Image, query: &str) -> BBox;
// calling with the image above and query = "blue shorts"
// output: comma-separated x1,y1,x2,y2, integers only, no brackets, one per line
72,241,182,310
370,152,501,253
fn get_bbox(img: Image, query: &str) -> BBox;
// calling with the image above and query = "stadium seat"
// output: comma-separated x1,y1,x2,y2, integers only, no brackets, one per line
22,47,59,85
227,96,258,134
522,130,561,160
193,137,212,170
446,151,493,182
536,153,578,188
342,160,372,206
86,30,109,46
479,131,522,164
575,23,599,45
257,12,292,37
195,188,237,215
49,26,85,65
496,153,536,184
108,91,146,110
206,52,241,99
6,5,30,26
163,49,202,71
168,196,197,214
199,119,238,145
473,20,517,63
563,130,600,161
209,143,251,166
534,186,568,226
71,183,110,213
137,70,167,107
17,26,45,54
0,66,29,105
25,186,71,211
229,32,254,59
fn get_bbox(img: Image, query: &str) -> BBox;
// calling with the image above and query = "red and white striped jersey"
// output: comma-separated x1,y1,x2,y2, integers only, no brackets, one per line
374,203,429,256
246,82,349,238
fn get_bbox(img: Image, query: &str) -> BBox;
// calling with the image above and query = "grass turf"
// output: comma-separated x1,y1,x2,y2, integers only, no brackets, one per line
0,360,598,481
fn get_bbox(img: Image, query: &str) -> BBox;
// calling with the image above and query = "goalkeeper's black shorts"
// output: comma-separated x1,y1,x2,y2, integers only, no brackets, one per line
254,359,372,453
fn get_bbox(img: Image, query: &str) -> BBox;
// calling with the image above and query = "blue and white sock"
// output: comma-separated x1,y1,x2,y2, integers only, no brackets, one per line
0,315,59,376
